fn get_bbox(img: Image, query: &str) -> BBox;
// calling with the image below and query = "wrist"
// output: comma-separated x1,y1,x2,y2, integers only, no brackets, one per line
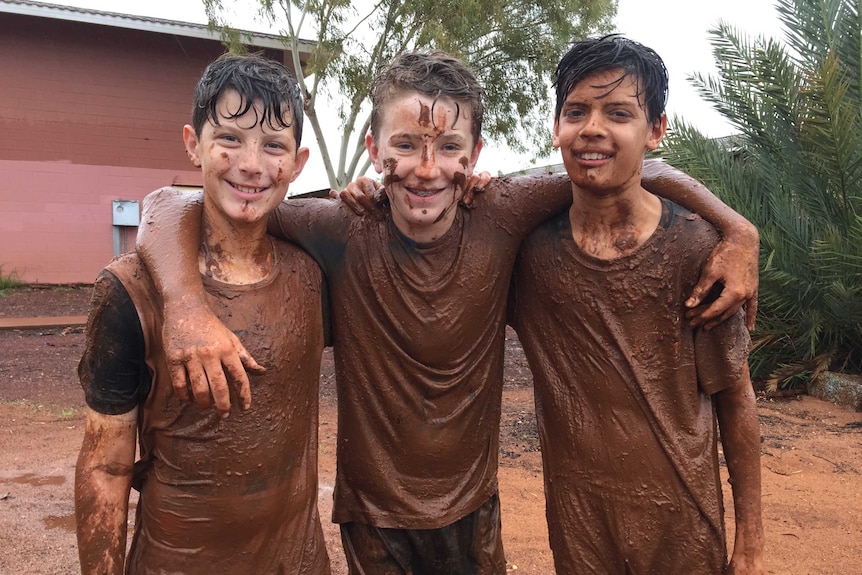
719,215,759,245
163,290,209,315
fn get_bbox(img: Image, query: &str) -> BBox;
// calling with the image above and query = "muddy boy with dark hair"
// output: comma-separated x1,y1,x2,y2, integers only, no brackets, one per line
136,49,759,573
512,35,765,574
74,53,330,574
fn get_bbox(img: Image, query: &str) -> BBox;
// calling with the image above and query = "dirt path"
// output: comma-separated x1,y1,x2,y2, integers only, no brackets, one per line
1,286,861,574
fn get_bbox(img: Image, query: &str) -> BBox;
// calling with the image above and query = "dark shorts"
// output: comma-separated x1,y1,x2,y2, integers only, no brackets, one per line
340,493,506,575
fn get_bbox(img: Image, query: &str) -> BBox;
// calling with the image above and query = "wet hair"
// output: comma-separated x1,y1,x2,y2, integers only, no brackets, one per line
369,50,484,148
191,53,304,146
553,34,668,124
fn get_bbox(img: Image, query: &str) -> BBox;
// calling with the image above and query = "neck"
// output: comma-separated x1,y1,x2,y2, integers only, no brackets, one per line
199,210,272,285
392,205,458,244
568,182,662,260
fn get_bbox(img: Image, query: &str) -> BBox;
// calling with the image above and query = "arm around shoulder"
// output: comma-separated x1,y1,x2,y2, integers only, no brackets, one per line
75,407,137,575
642,159,760,331
136,187,261,415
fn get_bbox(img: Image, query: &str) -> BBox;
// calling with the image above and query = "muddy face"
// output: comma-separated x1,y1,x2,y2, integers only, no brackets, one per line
182,89,309,232
366,91,482,243
553,68,665,196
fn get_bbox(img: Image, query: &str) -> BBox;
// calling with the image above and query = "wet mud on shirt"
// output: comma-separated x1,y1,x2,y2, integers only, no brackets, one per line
512,200,751,574
79,242,330,575
270,175,571,529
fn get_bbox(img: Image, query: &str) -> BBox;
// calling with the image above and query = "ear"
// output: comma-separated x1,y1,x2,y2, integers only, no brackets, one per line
366,133,384,174
645,114,667,151
466,137,484,175
286,147,310,183
552,117,561,149
182,125,202,168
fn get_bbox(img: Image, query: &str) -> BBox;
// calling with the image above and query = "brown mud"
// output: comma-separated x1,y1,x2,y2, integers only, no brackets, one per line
0,285,860,574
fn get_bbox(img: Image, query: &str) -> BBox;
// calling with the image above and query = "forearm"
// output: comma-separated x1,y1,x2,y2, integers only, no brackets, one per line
136,187,206,307
715,373,764,553
642,159,757,243
75,409,136,575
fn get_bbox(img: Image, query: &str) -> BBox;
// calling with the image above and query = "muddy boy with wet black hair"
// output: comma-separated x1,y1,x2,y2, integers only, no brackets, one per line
135,49,759,574
512,35,765,574
74,53,330,574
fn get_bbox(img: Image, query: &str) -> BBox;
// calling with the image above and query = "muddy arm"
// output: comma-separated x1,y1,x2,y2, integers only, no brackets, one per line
137,188,262,416
642,160,759,330
715,369,765,575
75,407,137,575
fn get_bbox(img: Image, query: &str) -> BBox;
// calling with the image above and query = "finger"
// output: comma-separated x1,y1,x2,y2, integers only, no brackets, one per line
237,347,266,375
168,362,192,403
328,189,339,199
460,183,475,208
686,272,718,308
185,359,213,409
204,362,232,418
222,356,253,411
686,295,741,328
703,304,741,331
745,294,758,332
358,178,378,196
338,190,365,215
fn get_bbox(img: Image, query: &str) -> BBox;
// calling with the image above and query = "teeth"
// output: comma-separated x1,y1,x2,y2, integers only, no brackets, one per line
579,153,611,160
411,189,439,197
234,184,266,194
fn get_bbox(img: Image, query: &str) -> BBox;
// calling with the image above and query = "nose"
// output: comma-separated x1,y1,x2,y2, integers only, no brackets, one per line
414,142,440,179
580,111,606,138
238,145,263,176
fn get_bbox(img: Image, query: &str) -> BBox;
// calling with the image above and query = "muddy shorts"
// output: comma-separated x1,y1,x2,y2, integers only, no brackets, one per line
340,493,506,575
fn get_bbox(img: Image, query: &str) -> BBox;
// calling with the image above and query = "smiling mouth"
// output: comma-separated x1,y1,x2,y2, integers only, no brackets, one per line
576,152,612,160
407,187,443,198
230,182,268,194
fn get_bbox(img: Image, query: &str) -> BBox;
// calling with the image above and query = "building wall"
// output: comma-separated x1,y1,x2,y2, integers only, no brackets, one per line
0,12,280,284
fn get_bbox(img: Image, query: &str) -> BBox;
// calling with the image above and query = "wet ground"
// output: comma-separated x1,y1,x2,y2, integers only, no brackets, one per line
1,285,861,574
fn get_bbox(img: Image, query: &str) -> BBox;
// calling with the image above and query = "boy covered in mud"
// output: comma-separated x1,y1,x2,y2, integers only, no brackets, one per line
74,54,330,574
511,36,764,574
135,50,758,573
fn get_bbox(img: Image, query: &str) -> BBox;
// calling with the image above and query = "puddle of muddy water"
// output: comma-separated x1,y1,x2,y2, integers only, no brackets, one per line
1,473,66,486
43,513,76,532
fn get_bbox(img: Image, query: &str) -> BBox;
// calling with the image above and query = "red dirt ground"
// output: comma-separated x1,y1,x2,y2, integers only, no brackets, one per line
1,285,860,574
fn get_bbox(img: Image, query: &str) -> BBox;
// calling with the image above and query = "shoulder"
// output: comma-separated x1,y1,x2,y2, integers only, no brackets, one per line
664,200,720,248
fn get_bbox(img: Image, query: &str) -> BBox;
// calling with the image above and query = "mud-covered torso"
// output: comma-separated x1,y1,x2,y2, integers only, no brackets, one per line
512,200,751,571
271,177,569,529
102,242,329,574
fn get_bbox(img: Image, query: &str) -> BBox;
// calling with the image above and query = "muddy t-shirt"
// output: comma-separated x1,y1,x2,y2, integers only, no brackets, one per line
270,174,570,529
79,243,330,575
511,200,751,573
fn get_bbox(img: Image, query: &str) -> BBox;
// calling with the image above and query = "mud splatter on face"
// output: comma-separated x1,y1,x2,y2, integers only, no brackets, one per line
453,172,467,191
459,156,468,169
383,157,403,186
419,102,432,128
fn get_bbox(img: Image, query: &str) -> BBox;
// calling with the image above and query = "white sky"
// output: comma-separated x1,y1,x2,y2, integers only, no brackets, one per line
40,0,786,190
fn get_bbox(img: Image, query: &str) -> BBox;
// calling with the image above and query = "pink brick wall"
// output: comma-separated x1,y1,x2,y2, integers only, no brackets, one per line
0,12,279,284
0,160,200,284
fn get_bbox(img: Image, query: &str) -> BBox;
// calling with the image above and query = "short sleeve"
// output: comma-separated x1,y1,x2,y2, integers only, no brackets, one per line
78,270,150,414
694,309,752,396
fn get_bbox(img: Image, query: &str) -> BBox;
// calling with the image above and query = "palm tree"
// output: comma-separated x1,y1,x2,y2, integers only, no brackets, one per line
661,0,862,388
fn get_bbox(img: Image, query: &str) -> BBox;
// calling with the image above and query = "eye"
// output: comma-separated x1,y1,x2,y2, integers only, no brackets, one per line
265,141,287,152
609,109,634,120
219,133,240,143
563,109,585,119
